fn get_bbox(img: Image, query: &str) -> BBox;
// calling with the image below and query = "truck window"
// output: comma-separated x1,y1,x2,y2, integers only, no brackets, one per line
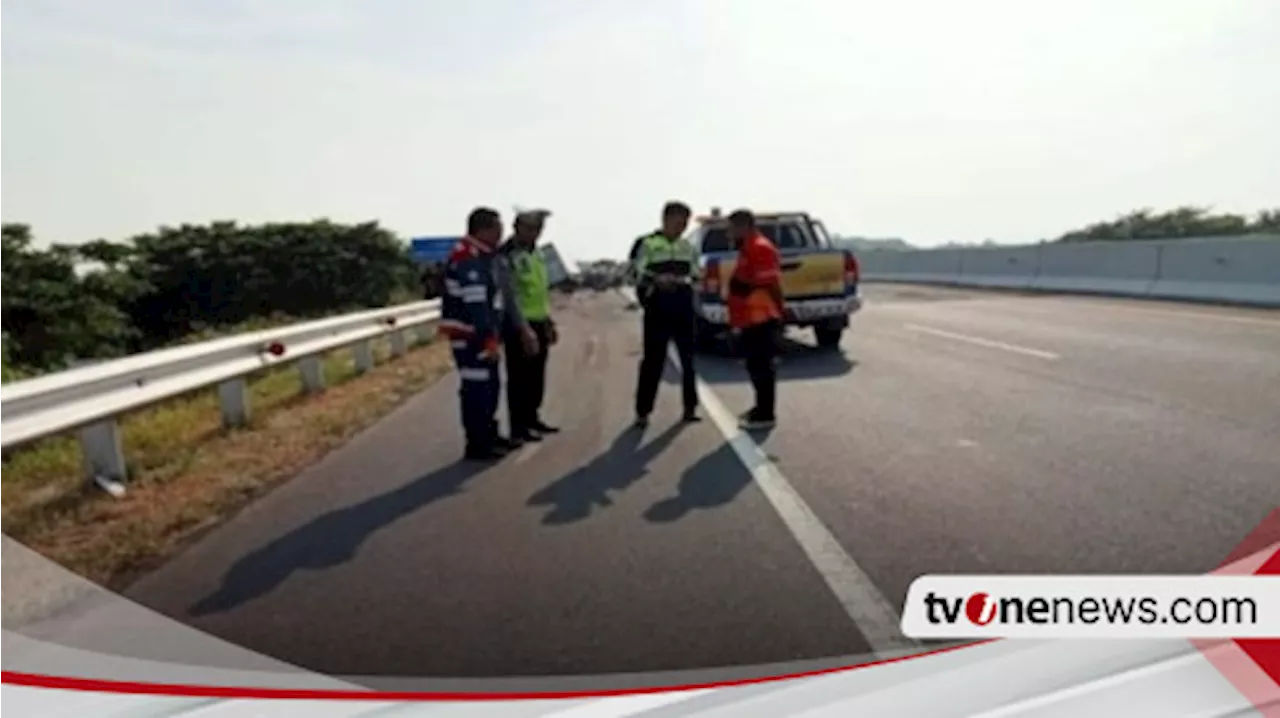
809,220,833,248
697,221,812,253
772,222,815,250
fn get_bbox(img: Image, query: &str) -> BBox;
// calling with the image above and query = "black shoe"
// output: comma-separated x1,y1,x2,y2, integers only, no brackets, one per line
512,429,543,442
532,420,560,434
634,414,650,428
681,410,702,423
738,410,776,430
493,435,517,451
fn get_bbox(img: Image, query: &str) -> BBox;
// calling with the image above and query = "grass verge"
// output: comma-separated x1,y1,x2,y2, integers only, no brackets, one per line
1,337,454,588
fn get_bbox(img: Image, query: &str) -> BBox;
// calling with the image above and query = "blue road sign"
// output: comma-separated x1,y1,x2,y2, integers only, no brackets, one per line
410,237,459,264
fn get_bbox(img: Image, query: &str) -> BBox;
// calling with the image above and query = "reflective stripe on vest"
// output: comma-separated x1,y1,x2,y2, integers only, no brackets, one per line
511,249,551,321
638,234,698,278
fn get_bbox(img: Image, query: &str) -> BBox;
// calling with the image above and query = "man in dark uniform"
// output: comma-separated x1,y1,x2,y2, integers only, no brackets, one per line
440,207,515,461
632,201,701,427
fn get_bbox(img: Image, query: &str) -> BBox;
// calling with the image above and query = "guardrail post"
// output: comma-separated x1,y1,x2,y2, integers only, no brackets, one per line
217,378,251,427
79,420,127,484
389,330,408,358
299,356,325,393
353,340,374,374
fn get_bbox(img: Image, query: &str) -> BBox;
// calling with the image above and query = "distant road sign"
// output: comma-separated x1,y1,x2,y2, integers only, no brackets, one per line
410,237,458,264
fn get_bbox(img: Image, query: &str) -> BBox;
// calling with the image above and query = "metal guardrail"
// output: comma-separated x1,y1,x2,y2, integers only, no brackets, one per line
1,300,442,492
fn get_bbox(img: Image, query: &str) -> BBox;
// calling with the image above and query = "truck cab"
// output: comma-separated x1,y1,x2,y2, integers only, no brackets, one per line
690,210,862,350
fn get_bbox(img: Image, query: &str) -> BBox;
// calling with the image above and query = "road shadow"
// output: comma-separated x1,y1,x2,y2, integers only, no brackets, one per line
644,443,753,523
527,422,688,525
693,334,858,385
188,460,490,616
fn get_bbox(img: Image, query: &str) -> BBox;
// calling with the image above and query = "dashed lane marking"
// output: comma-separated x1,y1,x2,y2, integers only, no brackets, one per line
904,323,1061,360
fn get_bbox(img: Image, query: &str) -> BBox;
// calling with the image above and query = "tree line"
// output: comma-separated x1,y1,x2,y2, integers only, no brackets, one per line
1054,206,1280,243
5,205,1276,378
1,220,420,379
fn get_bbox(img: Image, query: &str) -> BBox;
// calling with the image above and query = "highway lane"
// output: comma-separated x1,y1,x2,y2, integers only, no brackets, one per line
125,286,1280,679
127,291,872,679
699,284,1280,609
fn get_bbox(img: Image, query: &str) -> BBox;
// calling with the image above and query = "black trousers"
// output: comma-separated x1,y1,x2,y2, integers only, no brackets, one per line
635,306,697,417
740,319,780,420
503,320,552,434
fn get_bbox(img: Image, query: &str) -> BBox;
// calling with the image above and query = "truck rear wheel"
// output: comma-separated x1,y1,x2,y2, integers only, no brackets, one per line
814,327,843,349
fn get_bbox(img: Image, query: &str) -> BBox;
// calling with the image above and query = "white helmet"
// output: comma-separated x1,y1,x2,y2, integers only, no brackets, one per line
513,206,552,224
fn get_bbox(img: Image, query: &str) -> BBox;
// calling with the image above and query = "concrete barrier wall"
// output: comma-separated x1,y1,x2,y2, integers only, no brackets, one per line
1149,235,1280,306
857,234,1280,308
957,246,1042,290
1032,242,1161,297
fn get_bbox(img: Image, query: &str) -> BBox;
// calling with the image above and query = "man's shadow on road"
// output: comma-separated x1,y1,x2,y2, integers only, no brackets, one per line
672,335,857,385
643,443,755,523
188,460,490,617
527,422,687,525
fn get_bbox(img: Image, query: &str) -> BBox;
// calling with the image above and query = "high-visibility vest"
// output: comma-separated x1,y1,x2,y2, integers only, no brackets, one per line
509,247,551,321
635,233,699,282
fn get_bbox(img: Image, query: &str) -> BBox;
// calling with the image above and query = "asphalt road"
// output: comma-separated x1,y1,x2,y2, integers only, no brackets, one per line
126,285,1280,679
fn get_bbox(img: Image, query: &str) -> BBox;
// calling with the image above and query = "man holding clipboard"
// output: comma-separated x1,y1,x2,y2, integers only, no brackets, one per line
631,201,701,427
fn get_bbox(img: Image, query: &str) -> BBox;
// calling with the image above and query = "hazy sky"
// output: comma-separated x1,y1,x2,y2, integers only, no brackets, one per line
4,0,1278,261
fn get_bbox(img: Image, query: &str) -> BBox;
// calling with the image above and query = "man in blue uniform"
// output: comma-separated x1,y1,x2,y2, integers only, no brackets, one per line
441,207,515,461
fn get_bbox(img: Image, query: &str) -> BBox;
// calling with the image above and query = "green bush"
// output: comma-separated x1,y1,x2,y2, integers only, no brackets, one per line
1,219,419,377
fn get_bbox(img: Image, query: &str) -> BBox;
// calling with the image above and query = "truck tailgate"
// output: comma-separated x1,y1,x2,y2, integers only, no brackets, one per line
712,250,847,300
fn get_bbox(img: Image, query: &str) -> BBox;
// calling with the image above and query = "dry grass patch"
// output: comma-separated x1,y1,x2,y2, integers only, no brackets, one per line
1,339,454,587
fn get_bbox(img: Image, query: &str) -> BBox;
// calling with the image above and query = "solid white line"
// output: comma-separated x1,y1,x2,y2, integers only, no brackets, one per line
629,282,916,656
903,323,1061,360
514,442,542,465
669,347,919,659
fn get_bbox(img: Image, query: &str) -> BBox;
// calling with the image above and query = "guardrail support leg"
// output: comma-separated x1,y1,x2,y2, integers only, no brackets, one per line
390,330,408,358
353,341,374,374
217,377,251,428
79,420,127,485
299,356,325,393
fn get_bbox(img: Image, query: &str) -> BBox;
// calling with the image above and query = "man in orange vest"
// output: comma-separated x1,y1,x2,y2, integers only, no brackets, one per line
726,209,785,429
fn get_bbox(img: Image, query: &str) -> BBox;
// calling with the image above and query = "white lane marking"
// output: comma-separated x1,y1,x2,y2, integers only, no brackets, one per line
625,284,914,656
669,347,919,659
903,323,1061,360
514,442,542,465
